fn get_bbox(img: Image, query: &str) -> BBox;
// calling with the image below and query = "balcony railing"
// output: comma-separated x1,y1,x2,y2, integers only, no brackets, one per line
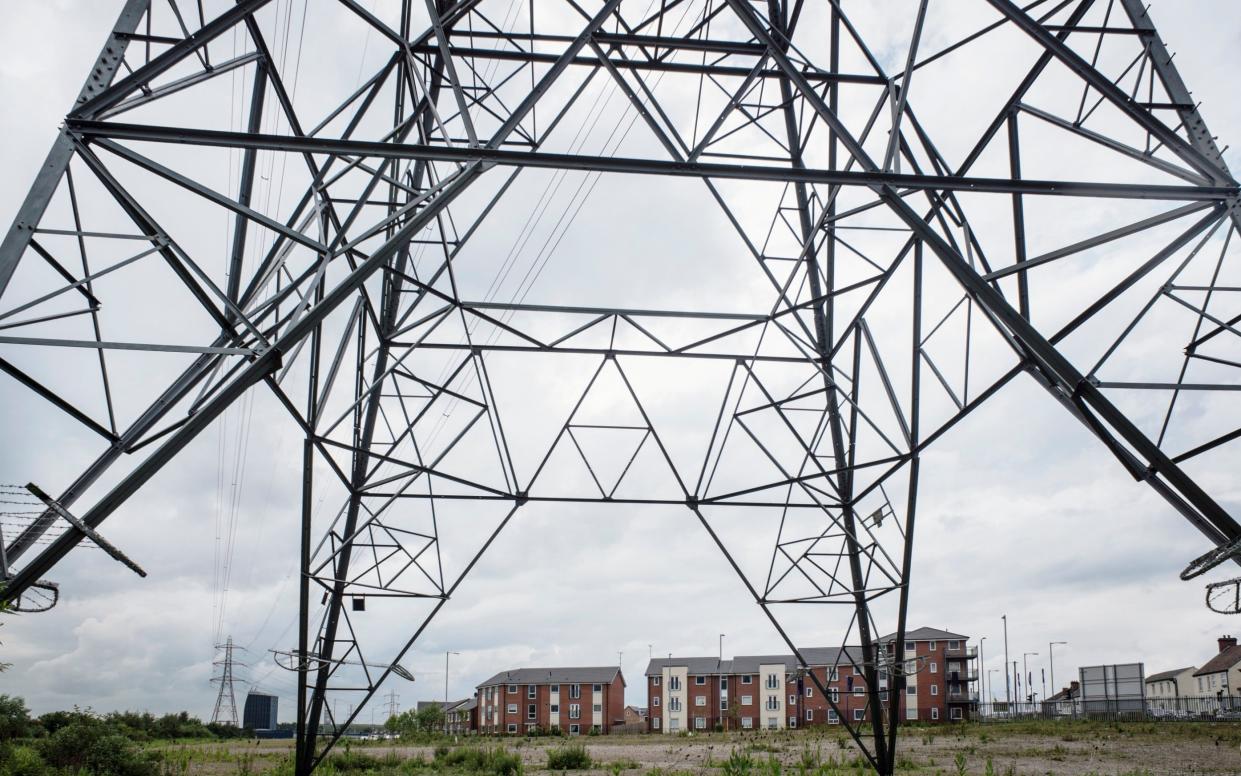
948,669,979,682
944,645,978,658
947,691,980,703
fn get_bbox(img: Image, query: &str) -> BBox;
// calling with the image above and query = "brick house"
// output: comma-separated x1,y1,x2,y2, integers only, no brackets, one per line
444,698,477,734
475,666,625,735
1191,636,1241,708
645,627,977,732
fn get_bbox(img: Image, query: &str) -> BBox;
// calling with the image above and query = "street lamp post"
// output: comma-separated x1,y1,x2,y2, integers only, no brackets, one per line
987,669,999,703
1049,641,1067,695
1023,652,1038,706
719,634,725,661
445,651,460,734
1002,615,1011,707
979,637,987,712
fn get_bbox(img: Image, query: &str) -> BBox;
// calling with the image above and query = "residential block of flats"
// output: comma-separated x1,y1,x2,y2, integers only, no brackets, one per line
475,666,625,735
645,627,977,732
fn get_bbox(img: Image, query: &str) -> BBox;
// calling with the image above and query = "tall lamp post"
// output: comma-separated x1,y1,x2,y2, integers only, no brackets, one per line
1049,641,1067,695
444,651,459,733
978,637,987,713
987,669,999,703
1002,615,1011,707
1022,652,1038,706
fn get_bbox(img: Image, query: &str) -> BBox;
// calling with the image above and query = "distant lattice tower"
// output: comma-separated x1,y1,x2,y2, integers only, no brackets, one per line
211,636,243,727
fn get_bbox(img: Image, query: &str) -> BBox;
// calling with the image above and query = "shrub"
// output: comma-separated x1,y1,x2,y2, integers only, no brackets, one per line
435,746,522,775
38,722,159,776
0,743,52,776
546,743,591,770
720,749,754,776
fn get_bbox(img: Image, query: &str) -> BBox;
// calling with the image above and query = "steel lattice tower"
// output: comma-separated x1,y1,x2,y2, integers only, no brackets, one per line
1,1,1240,774
211,636,241,727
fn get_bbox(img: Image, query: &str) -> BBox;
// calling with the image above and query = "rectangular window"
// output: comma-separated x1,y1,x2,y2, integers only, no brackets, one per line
854,687,864,696
550,704,560,714
550,684,559,693
853,709,864,721
767,717,778,730
788,716,797,729
528,705,536,720
929,641,937,650
741,717,753,729
694,717,705,730
906,706,917,721
766,696,778,711
569,724,580,735
669,698,681,712
507,723,517,734
805,709,813,721
742,675,753,685
652,697,659,708
806,687,813,698
721,677,729,690
593,684,602,693
766,674,779,689
569,704,581,720
652,718,660,730
788,694,796,706
528,686,537,699
695,676,706,685
906,686,917,696
830,689,840,703
669,677,681,691
570,684,582,699
950,707,962,720
930,663,938,674
652,677,660,687
669,719,680,732
829,668,839,681
507,685,517,694
741,695,753,706
931,707,939,720
507,704,517,714
828,709,839,724
695,696,706,707
948,641,959,650
720,698,729,711
931,685,938,696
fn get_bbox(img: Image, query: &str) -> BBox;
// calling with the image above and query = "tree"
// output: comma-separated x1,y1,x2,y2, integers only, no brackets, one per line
414,704,444,733
0,695,33,739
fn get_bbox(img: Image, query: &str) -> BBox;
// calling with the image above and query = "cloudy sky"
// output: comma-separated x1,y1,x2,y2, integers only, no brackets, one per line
2,0,1241,726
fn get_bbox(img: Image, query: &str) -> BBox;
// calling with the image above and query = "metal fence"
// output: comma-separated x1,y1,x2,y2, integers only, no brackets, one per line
970,697,1241,722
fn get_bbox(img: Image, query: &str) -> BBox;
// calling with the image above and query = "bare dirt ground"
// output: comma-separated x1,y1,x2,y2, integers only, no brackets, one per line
168,723,1241,775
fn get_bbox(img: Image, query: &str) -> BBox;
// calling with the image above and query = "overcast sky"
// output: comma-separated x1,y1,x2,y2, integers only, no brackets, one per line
2,0,1241,726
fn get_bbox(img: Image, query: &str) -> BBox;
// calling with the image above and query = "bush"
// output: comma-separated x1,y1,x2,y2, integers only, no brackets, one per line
38,722,159,776
434,746,522,775
0,743,52,776
546,743,591,770
720,749,754,776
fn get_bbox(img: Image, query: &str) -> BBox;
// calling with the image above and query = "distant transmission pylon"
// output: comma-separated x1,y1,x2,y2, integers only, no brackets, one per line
211,636,245,726
383,690,399,721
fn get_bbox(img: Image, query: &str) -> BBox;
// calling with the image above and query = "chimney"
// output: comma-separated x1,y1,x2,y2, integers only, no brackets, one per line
1219,635,1238,653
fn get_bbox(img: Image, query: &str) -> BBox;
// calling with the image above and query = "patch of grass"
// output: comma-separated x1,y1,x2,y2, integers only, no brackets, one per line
546,743,591,770
720,749,754,776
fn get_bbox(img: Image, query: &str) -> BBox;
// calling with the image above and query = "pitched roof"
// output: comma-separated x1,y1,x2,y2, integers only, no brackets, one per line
444,698,475,713
644,647,861,677
1145,667,1195,683
1194,645,1241,676
477,666,622,687
877,626,968,643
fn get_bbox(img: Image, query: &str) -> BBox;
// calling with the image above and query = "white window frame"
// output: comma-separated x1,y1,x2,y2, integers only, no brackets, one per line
929,641,937,650
766,717,778,730
695,676,706,686
528,704,537,720
592,704,602,713
950,707,962,720
694,696,706,707
788,715,797,729
721,677,729,690
766,673,779,689
740,695,753,706
930,662,938,674
906,706,917,721
830,688,840,703
669,677,681,691
528,685,537,699
593,684,602,693
720,697,728,711
853,686,864,696
569,704,581,720
550,704,560,714
741,675,753,685
570,684,582,699
788,694,796,706
669,697,681,712
506,703,517,714
948,640,959,650
828,709,839,724
652,718,660,730
569,724,580,735
805,709,813,721
652,697,660,708
931,707,939,720
652,677,660,687
853,709,864,721
741,717,753,729
507,685,517,694
694,716,706,730
806,686,813,698
931,685,938,697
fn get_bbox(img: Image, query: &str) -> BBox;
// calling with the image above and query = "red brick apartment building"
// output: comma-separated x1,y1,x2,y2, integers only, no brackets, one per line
444,698,477,734
646,627,977,732
476,666,625,735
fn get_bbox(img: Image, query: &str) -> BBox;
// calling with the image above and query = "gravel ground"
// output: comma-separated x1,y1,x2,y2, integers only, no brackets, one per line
169,725,1241,775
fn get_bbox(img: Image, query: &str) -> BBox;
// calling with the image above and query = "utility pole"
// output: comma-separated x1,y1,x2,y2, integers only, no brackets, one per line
211,636,245,726
978,637,987,713
719,634,725,661
1023,652,1038,704
1049,641,1067,695
444,651,459,733
1002,615,1010,707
